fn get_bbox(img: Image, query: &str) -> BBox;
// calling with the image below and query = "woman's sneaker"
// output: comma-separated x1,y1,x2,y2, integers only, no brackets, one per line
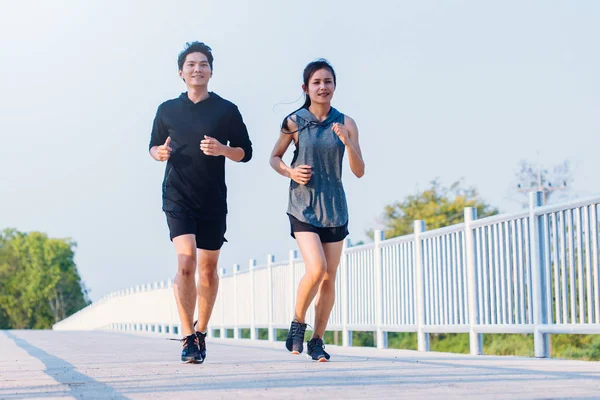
307,337,329,362
196,331,207,362
180,333,202,364
285,320,307,354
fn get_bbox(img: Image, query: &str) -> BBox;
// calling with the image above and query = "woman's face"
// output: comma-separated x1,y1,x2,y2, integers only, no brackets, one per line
304,68,335,105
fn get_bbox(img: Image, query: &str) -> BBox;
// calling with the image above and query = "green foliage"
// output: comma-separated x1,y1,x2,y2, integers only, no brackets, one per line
387,333,476,353
353,331,376,347
276,329,288,341
432,333,471,354
388,332,417,350
370,179,499,239
552,334,600,361
484,334,534,357
0,229,90,329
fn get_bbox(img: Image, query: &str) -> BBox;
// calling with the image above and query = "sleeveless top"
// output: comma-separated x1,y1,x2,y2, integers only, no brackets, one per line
287,107,348,228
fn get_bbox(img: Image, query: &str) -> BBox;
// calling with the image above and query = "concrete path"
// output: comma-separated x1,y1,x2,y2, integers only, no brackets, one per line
1,330,599,399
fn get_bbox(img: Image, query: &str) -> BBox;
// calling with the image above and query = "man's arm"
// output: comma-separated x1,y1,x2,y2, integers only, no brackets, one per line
225,105,252,163
200,105,252,162
149,104,171,161
200,135,244,161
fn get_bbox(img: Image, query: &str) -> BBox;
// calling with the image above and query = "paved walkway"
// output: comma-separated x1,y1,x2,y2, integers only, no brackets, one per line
1,330,599,399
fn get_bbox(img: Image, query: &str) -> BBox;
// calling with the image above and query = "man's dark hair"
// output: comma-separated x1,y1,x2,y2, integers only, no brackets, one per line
177,42,214,70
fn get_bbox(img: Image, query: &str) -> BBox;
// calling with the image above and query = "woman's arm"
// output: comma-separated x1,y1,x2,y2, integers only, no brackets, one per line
269,117,313,185
333,116,365,178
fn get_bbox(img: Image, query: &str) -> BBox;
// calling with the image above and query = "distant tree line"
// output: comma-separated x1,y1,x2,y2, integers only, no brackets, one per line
0,229,90,329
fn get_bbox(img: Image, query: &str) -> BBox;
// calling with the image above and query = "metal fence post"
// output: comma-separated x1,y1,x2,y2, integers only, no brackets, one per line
530,191,550,357
341,238,352,347
267,254,276,342
249,258,257,340
219,267,226,339
374,230,388,348
464,207,483,355
233,264,241,339
289,249,298,314
414,220,430,351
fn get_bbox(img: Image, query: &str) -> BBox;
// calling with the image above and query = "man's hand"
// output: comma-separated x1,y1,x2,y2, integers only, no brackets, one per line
156,137,172,161
200,135,226,156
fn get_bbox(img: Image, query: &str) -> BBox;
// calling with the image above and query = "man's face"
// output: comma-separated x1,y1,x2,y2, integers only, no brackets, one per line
179,52,212,87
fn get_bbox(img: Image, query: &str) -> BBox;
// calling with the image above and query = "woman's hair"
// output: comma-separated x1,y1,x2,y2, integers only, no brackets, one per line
281,59,337,132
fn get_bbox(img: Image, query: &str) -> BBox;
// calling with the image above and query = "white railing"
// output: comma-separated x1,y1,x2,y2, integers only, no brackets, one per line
54,192,600,357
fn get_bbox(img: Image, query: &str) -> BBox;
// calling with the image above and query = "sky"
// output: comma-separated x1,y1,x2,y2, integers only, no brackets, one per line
1,1,599,301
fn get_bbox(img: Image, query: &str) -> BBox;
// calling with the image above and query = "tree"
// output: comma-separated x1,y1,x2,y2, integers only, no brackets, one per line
372,179,499,240
0,229,90,329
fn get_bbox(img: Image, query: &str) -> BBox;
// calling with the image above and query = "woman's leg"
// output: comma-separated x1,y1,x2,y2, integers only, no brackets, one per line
293,232,327,322
312,240,344,339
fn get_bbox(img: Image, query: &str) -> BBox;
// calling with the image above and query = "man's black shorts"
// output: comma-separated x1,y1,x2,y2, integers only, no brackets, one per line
288,213,349,243
165,211,227,251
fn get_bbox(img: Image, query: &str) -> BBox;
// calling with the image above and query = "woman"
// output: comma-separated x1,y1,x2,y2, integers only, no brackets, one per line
269,59,365,362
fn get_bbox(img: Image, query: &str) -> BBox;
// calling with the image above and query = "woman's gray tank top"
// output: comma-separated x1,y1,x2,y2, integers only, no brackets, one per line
287,107,348,228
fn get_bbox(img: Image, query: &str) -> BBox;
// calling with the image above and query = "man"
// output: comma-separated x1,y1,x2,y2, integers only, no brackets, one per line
149,42,252,363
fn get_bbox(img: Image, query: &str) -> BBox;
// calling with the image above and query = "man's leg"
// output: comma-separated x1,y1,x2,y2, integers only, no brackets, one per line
172,234,198,337
195,249,220,333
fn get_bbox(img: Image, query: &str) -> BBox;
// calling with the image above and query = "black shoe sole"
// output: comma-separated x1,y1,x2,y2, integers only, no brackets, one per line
306,354,328,362
181,357,204,364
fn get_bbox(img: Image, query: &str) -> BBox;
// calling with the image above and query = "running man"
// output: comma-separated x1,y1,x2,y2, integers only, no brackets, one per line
149,41,253,363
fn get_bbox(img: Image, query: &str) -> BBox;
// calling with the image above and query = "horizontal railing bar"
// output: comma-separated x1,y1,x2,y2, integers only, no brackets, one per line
470,211,529,229
538,324,600,334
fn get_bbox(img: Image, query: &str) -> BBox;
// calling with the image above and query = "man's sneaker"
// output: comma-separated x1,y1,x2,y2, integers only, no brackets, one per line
180,333,202,364
196,331,207,362
285,320,307,354
307,337,328,362
192,320,207,362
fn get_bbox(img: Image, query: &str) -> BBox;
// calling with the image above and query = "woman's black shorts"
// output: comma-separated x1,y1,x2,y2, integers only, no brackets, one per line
288,213,349,243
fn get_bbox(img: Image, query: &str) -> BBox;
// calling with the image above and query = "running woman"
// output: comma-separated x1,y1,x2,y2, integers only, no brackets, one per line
269,59,365,361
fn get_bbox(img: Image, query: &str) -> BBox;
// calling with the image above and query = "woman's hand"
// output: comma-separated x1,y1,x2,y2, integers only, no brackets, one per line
332,123,350,145
289,165,313,185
